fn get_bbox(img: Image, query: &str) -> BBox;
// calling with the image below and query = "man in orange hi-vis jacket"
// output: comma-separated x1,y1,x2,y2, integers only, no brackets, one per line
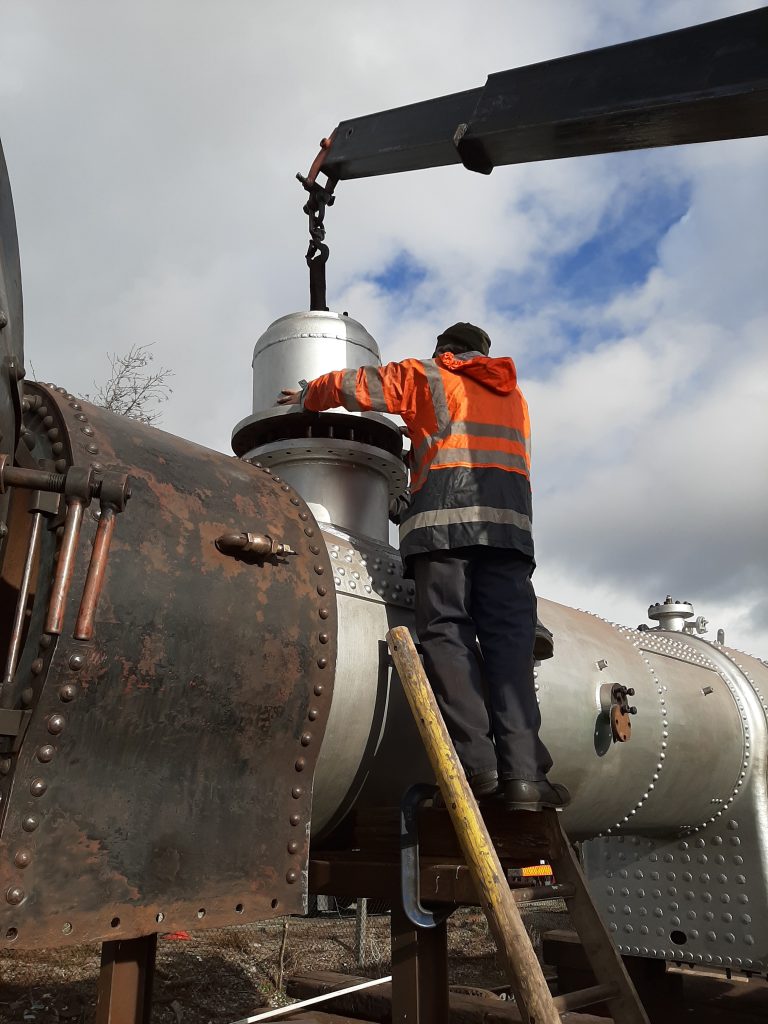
278,323,569,812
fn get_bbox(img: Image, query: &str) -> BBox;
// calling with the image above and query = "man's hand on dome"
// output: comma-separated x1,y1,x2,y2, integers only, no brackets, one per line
276,388,301,406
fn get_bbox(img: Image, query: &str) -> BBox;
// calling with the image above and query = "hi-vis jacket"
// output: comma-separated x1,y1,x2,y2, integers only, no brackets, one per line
302,350,533,564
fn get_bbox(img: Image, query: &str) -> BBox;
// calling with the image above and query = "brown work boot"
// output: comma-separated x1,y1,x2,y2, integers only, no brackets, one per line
503,778,571,812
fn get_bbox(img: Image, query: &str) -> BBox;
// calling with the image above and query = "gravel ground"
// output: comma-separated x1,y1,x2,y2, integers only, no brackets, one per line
0,904,569,1024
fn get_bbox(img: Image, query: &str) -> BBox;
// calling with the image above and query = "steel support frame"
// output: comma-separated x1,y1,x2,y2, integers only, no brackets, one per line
391,904,449,1024
95,934,157,1024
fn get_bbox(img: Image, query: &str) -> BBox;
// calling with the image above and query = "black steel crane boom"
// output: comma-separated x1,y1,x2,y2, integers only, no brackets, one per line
298,8,767,309
319,8,768,182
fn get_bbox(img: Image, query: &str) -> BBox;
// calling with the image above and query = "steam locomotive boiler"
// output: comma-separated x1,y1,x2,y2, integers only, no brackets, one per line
232,310,768,977
2,276,768,980
1,9,767,1006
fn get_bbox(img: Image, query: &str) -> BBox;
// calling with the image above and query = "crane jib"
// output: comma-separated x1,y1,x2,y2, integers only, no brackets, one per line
319,9,768,181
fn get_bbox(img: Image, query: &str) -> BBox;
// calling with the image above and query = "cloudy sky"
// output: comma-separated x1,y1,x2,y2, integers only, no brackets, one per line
1,1,766,653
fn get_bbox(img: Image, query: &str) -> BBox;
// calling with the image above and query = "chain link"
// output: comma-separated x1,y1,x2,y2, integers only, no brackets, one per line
296,173,335,311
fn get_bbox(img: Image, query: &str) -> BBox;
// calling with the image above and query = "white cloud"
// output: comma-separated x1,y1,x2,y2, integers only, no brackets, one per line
1,0,765,653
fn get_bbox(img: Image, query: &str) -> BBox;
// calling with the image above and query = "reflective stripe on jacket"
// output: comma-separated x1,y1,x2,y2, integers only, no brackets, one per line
302,350,533,563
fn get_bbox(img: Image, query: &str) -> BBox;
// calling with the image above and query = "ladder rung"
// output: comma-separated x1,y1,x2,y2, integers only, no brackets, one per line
551,983,616,1012
511,883,575,904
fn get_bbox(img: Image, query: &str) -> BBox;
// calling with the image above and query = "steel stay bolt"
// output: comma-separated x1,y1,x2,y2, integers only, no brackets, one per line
0,454,130,506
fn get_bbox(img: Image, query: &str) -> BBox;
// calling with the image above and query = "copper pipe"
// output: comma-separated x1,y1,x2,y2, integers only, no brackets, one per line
2,511,43,690
45,499,85,635
74,506,116,641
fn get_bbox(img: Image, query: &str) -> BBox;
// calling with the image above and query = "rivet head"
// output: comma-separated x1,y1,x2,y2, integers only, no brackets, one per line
314,565,324,575
308,708,318,721
47,714,65,735
286,870,298,884
14,850,31,869
316,585,327,596
37,745,54,763
281,484,290,492
70,402,82,411
300,733,312,747
59,684,76,702
68,654,84,671
86,444,99,455
299,512,309,521
52,442,64,455
314,683,324,695
295,757,306,771
6,887,25,906
55,459,68,473
38,635,53,650
0,758,11,776
43,416,55,428
273,475,281,483
30,778,47,797
20,688,34,707
316,659,327,671
290,497,300,506
47,428,60,442
310,545,320,555
289,814,301,826
304,528,314,537
319,608,329,620
291,787,303,799
319,633,329,644
22,815,39,833
81,426,94,437
287,840,299,854
30,658,44,675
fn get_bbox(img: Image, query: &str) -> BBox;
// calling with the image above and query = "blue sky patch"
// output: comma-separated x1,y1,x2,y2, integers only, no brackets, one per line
490,178,691,318
551,179,691,303
487,178,692,371
369,250,428,297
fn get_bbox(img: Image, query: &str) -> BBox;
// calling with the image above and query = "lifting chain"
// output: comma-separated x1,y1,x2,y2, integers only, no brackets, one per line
297,135,337,312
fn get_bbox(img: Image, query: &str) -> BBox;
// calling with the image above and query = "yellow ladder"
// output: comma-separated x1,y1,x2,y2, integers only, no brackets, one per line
387,626,650,1024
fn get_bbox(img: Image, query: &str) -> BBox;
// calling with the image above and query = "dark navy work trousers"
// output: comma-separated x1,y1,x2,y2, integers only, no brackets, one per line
411,546,553,782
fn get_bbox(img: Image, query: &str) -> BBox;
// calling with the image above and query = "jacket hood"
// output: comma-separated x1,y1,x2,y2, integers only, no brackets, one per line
436,351,518,394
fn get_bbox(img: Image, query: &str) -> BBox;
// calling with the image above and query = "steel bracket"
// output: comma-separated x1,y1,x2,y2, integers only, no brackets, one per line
0,708,31,748
400,782,455,929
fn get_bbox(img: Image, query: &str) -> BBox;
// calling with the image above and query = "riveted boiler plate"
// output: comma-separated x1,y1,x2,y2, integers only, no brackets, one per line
0,138,23,456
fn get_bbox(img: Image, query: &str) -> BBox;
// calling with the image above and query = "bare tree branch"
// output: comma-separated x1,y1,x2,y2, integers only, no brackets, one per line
84,343,174,425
